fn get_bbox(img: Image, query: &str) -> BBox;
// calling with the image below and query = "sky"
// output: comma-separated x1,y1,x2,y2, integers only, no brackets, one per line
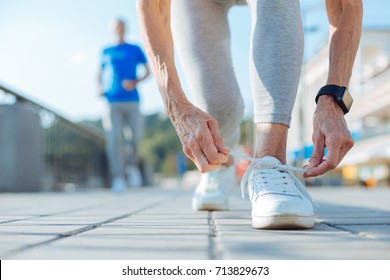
0,0,389,122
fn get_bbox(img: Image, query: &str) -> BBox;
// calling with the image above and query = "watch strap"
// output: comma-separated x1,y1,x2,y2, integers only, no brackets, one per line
315,84,345,104
315,84,351,114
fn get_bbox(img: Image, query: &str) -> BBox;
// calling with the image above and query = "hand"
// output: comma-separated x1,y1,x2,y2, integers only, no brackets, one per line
303,95,354,178
122,80,138,91
171,102,229,173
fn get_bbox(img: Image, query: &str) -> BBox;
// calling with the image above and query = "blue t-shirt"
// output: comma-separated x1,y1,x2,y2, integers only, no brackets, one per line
101,43,147,102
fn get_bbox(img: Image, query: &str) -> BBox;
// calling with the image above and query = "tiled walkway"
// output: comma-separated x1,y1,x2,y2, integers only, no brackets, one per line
1,186,389,259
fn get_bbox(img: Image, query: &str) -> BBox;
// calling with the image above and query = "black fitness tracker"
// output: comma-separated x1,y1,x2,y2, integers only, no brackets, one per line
315,84,353,114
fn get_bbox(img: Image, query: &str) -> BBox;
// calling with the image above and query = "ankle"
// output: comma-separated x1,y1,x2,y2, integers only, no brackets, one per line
255,123,288,164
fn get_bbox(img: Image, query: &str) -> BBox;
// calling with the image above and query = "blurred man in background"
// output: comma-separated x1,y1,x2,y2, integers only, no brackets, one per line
98,18,150,192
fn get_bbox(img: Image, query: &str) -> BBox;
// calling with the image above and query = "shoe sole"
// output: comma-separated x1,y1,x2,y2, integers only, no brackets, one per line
252,214,314,230
192,200,228,211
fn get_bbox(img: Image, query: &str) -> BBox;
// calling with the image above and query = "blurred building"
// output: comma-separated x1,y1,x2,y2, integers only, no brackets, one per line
289,27,390,187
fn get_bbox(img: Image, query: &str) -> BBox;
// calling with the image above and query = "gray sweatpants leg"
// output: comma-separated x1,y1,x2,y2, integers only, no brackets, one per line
172,0,303,134
248,0,304,126
171,0,245,148
103,102,144,179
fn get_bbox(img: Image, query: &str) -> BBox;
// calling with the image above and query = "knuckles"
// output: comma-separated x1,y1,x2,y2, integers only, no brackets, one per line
182,146,192,156
325,132,354,147
346,137,354,148
326,161,338,170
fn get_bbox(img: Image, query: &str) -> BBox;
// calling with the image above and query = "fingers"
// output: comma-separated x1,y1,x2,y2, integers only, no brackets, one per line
304,134,341,177
199,127,222,165
304,148,339,178
188,146,221,173
304,136,354,178
180,120,229,173
338,140,354,163
184,142,227,173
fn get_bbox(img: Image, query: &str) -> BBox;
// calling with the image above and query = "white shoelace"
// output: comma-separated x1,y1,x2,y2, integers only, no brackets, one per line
228,149,318,207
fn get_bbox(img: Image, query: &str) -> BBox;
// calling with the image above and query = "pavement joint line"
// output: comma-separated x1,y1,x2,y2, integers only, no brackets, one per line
319,222,388,239
207,212,217,238
329,224,390,242
208,211,222,260
329,223,390,226
320,222,359,234
2,194,177,258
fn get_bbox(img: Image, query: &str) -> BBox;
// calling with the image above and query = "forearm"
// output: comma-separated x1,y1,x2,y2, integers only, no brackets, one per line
326,0,363,86
137,0,191,118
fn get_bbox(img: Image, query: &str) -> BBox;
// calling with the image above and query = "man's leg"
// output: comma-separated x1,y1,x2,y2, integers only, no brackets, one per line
103,103,126,190
123,102,144,187
123,102,143,166
246,0,314,229
171,0,244,210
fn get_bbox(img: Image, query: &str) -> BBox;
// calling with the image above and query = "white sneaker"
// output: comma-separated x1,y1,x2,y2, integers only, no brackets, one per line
241,156,315,229
111,177,127,193
127,166,143,188
192,165,235,211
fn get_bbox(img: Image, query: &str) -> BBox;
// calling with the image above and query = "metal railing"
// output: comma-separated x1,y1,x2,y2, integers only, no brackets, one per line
0,83,108,191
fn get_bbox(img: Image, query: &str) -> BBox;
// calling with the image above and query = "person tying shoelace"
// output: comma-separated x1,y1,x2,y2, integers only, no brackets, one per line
137,0,362,229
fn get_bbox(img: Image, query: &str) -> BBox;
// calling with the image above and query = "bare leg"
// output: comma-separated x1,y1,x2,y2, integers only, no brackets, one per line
255,123,288,164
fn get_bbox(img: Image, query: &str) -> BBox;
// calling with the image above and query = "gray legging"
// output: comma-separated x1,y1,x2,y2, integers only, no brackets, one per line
103,102,144,179
171,0,304,148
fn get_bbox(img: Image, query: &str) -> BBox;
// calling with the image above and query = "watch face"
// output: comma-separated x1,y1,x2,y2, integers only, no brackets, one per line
342,88,353,110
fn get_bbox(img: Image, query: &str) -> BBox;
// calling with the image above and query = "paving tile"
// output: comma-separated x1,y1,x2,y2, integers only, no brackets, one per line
107,219,208,226
6,217,111,224
318,216,390,225
316,211,390,218
0,234,57,259
9,235,210,260
1,187,390,260
0,216,37,223
10,246,209,260
80,224,210,236
214,218,251,226
218,233,390,259
0,224,85,235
